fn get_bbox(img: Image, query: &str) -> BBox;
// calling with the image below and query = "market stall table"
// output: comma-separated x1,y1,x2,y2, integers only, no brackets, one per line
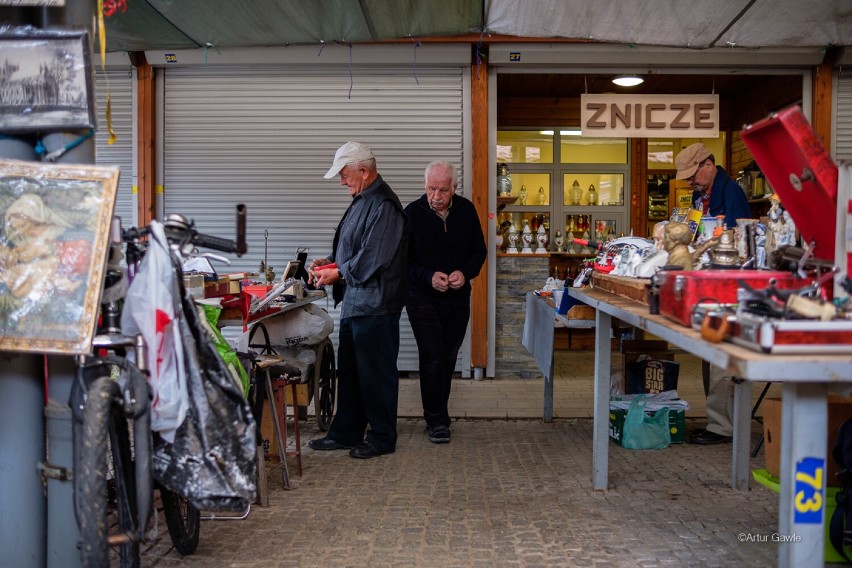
568,285,852,568
522,291,594,421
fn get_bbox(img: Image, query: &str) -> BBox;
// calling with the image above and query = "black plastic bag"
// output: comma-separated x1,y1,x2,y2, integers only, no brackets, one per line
152,289,257,512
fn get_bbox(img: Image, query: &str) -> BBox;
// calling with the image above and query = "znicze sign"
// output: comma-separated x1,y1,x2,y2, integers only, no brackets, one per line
580,94,719,138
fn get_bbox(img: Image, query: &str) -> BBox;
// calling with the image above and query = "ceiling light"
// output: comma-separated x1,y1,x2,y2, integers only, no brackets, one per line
612,75,644,87
560,130,582,136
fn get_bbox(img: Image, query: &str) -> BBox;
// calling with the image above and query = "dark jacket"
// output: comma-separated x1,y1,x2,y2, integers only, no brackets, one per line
331,175,408,318
692,165,751,229
404,193,487,306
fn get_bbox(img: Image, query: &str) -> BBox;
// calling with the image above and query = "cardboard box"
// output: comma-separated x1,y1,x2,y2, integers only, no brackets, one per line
762,396,852,486
609,408,685,445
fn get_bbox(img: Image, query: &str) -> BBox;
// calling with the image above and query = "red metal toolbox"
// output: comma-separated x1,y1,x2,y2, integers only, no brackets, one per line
656,269,810,327
740,105,838,262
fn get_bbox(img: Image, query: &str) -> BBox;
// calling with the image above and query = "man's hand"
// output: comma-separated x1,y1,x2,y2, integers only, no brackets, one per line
308,258,333,286
431,271,449,292
448,270,466,290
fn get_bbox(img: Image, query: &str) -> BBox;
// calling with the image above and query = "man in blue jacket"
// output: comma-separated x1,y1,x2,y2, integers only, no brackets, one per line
676,142,751,230
675,143,751,445
308,141,408,458
405,161,486,443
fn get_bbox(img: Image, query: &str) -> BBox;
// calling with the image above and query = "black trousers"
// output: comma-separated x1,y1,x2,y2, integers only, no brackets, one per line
407,299,470,429
327,313,401,453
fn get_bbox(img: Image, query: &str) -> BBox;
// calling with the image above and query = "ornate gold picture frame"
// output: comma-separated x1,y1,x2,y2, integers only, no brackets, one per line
0,159,119,354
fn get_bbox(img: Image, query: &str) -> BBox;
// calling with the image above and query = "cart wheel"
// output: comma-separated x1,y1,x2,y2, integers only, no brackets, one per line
313,339,336,432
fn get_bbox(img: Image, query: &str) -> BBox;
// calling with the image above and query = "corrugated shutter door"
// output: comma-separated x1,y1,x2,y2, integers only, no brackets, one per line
161,66,464,371
95,69,135,227
836,74,852,162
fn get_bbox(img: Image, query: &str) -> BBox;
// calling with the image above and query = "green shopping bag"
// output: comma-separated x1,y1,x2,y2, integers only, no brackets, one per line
622,394,671,450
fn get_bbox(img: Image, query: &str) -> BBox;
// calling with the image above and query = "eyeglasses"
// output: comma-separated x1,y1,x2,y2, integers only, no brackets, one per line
685,160,706,182
426,186,453,195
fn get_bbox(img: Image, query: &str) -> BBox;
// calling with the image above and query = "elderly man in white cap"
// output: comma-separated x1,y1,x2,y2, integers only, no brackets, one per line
675,143,751,445
307,141,408,459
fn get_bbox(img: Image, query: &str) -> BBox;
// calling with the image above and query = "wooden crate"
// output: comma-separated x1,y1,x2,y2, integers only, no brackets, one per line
591,272,651,305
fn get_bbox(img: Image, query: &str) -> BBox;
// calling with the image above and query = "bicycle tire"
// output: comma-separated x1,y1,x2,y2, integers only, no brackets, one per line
77,377,140,568
161,488,201,555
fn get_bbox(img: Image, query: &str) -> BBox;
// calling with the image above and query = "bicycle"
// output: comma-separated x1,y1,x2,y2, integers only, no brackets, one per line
70,205,247,567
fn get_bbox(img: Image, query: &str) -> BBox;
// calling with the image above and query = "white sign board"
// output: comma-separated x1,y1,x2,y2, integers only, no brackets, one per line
581,94,719,138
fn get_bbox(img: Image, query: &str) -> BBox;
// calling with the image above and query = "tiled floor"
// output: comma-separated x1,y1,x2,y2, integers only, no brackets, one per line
398,350,784,421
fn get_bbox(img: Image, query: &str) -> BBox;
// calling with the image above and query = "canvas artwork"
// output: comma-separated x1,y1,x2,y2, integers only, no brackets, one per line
0,159,119,354
0,28,95,132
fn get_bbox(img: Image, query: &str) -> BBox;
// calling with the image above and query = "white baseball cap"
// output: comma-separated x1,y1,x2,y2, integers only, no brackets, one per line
324,141,375,179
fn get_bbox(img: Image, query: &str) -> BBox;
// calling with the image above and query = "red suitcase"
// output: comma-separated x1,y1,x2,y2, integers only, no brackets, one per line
656,269,810,327
740,105,838,262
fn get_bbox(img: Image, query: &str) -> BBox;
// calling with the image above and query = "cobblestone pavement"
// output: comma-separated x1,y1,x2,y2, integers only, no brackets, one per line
142,417,786,568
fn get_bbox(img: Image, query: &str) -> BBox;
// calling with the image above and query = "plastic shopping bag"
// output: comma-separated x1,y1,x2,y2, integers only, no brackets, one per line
120,221,188,443
152,286,257,512
622,394,671,450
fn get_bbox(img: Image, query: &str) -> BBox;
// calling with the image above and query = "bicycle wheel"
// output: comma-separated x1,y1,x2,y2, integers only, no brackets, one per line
78,377,140,568
313,339,337,431
161,488,200,555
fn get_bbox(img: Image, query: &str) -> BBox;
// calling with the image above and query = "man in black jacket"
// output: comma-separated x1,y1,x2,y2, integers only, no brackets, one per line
308,141,408,459
405,161,486,443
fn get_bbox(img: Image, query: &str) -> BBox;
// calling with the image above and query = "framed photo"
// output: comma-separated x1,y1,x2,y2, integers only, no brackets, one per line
0,28,95,132
0,159,120,354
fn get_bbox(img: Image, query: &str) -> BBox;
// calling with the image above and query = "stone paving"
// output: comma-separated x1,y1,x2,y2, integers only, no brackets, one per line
141,417,789,568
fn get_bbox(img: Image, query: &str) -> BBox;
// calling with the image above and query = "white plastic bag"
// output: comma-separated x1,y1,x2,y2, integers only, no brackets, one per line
120,221,188,443
263,303,333,348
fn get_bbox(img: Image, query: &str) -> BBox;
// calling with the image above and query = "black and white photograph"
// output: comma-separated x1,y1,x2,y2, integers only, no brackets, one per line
0,28,95,132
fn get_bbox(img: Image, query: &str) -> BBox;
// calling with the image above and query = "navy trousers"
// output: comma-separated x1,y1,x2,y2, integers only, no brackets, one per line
406,299,470,429
327,313,401,453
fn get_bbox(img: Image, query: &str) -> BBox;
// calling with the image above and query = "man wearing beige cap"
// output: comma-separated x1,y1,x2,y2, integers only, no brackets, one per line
675,142,750,230
308,141,408,459
675,143,750,444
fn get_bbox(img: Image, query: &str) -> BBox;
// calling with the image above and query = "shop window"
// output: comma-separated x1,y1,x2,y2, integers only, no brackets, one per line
561,136,627,164
497,128,629,252
496,130,554,164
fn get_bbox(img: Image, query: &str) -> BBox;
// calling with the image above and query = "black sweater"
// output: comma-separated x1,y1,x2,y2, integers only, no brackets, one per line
404,194,487,306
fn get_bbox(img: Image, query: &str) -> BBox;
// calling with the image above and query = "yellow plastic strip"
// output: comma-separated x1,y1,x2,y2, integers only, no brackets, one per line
156,185,164,194
97,0,117,144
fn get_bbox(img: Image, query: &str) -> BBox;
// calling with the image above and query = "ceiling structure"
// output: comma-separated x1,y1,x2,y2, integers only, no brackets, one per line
97,0,852,53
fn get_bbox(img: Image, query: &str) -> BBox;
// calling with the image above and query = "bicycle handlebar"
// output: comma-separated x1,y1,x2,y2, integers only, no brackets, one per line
123,204,248,257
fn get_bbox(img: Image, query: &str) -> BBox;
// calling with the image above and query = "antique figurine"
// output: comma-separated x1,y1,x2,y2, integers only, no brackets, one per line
663,221,694,270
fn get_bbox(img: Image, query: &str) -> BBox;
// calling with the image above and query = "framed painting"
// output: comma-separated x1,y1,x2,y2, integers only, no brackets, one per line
0,159,120,354
0,28,96,132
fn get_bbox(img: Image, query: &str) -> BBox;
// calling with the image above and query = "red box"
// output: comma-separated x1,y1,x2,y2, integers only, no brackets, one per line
741,105,838,262
656,269,809,327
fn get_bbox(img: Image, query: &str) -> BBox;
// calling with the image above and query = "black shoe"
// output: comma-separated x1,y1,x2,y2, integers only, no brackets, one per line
348,443,390,459
688,429,732,445
427,425,450,444
308,437,353,451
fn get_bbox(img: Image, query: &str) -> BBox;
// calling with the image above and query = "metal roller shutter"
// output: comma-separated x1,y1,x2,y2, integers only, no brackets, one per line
836,73,852,162
95,69,135,227
161,65,465,371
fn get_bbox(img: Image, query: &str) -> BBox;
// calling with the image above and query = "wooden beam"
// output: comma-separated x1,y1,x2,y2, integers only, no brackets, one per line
812,52,835,154
131,52,156,226
470,45,489,370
